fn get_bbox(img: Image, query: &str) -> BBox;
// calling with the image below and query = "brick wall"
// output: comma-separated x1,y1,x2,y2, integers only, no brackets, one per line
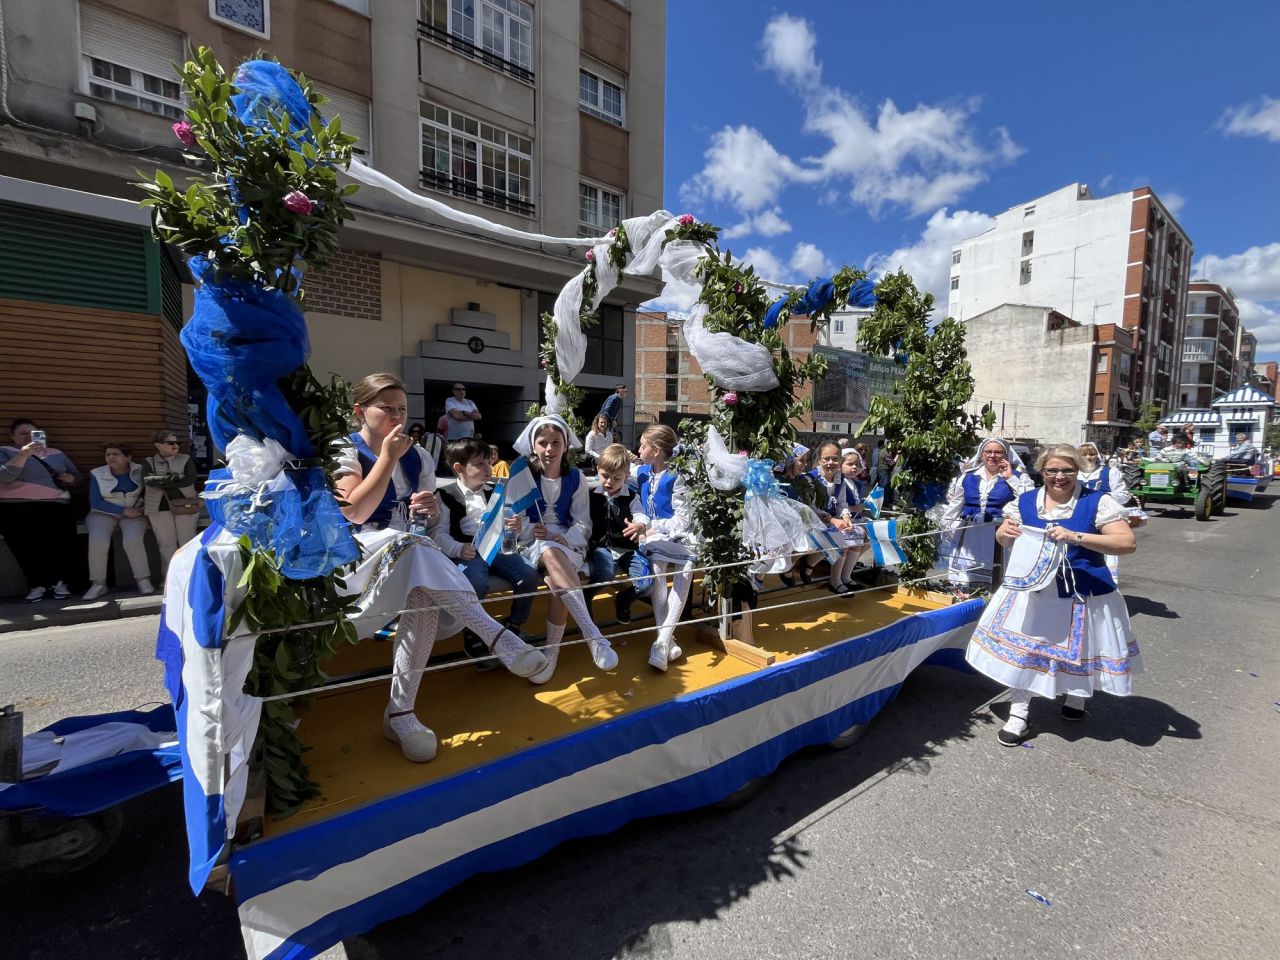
306,249,381,322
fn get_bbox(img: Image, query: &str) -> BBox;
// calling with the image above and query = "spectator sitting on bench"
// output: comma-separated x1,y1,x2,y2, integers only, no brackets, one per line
434,438,542,668
586,443,652,624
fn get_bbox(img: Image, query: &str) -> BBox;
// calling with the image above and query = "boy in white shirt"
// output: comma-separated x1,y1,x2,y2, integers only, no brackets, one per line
435,439,541,664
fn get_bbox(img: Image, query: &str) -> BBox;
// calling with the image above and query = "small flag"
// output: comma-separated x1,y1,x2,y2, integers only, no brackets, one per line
864,484,884,518
473,456,539,563
869,518,907,567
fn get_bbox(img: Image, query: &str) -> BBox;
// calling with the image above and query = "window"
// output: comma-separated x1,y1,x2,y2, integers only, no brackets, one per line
666,351,679,375
665,378,679,402
833,318,845,334
1024,204,1036,218
665,328,679,349
950,276,960,291
579,67,625,126
420,100,533,216
1093,392,1104,415
1019,260,1032,285
584,304,624,377
418,0,533,81
1022,231,1034,256
951,250,961,265
578,182,624,234
314,84,372,159
1119,353,1132,386
80,4,185,120
1097,353,1109,374
209,0,270,38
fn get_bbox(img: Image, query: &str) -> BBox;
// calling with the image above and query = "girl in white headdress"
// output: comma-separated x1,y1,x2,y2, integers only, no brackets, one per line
940,438,1035,593
1078,441,1133,580
504,414,619,684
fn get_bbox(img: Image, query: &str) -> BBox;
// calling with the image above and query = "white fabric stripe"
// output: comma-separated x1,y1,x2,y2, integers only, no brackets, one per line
238,620,973,959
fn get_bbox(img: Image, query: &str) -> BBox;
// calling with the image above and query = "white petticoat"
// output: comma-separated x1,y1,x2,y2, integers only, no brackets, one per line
518,530,588,573
965,585,1142,699
340,528,473,640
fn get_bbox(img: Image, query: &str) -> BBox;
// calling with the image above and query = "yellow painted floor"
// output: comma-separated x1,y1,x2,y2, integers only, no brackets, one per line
267,584,949,837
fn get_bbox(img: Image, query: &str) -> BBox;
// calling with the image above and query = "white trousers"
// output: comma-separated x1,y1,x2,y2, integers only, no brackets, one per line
148,510,199,573
85,511,150,585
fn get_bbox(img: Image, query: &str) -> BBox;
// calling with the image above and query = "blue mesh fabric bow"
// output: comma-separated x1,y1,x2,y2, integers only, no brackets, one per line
744,459,780,500
849,278,878,308
232,60,315,138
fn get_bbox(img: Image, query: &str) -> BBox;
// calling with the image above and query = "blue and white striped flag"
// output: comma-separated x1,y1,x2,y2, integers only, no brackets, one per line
869,518,907,567
864,484,885,518
808,526,845,564
473,456,539,563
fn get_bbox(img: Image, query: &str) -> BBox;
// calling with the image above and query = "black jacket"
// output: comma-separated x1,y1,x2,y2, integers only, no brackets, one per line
589,482,638,552
437,481,496,545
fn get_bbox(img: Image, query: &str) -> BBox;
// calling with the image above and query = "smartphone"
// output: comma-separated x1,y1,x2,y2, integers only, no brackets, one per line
29,430,46,445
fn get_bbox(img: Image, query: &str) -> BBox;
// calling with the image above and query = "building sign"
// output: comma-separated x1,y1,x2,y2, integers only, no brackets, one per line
811,345,902,423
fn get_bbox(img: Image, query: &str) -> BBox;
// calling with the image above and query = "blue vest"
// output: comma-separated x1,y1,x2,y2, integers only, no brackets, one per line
1017,489,1116,597
961,470,1019,523
1081,467,1111,495
526,467,582,526
349,432,422,530
809,468,858,514
638,465,677,519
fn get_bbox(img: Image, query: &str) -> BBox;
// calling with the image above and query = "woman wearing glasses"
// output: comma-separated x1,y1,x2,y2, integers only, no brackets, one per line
966,444,1139,746
939,438,1035,594
142,429,201,575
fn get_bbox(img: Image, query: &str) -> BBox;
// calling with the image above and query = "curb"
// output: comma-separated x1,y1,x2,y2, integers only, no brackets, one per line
0,595,163,635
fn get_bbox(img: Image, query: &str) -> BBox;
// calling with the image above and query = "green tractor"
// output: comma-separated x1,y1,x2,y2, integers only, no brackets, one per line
1124,459,1228,521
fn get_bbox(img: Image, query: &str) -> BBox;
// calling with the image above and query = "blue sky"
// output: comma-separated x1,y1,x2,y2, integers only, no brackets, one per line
663,1,1280,361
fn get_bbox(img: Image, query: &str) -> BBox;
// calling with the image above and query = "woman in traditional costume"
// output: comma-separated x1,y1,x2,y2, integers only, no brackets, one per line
505,414,619,684
335,373,547,763
940,438,1034,592
966,444,1139,746
625,424,696,671
1078,441,1134,580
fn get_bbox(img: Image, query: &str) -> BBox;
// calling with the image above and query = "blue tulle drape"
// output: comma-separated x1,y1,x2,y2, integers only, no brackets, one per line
182,60,357,578
762,276,877,329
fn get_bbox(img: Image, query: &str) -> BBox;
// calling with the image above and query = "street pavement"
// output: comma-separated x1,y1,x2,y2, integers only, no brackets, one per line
2,492,1278,960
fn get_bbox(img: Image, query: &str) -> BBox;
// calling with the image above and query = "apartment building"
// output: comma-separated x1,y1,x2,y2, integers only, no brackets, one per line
0,0,664,453
1180,281,1240,409
1237,329,1258,391
948,182,1191,418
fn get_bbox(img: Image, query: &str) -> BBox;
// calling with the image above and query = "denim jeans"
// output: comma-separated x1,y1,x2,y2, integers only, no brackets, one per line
587,547,652,598
456,552,541,626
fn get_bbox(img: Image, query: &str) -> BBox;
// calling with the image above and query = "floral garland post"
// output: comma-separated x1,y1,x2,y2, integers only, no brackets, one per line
138,48,364,814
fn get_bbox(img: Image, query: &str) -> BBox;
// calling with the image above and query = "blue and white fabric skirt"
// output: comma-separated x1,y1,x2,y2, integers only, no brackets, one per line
639,535,697,568
344,528,473,640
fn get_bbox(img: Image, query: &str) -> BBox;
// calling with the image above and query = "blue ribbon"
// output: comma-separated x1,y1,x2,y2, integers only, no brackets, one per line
763,298,789,330
744,459,780,499
762,275,876,330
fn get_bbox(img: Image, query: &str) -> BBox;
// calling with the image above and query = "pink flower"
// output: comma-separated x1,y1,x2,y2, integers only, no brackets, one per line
738,449,749,457
608,228,617,238
733,282,742,294
678,214,695,227
172,121,197,146
723,391,739,406
585,250,595,262
283,190,313,215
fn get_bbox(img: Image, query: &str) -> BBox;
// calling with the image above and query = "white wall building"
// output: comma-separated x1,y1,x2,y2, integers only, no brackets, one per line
815,307,872,352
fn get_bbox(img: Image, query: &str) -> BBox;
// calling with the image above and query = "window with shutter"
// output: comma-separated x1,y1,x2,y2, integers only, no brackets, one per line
79,3,185,120
314,84,372,160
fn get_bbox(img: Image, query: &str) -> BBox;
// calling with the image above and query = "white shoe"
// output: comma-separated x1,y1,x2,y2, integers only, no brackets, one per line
383,708,438,763
22,586,46,603
648,639,684,672
528,642,561,686
82,583,108,601
588,636,618,671
136,578,155,595
491,630,547,678
51,581,71,599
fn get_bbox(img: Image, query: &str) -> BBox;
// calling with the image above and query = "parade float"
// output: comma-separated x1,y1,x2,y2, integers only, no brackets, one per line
1,53,995,960
1157,385,1275,507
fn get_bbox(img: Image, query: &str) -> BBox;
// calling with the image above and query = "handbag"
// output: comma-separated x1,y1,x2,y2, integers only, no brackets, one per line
168,497,202,516
32,456,75,490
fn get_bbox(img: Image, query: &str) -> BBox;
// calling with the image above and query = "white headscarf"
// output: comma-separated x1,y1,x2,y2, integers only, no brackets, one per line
963,437,1027,475
513,414,582,457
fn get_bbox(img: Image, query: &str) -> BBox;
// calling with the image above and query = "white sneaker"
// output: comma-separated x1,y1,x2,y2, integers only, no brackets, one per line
22,586,46,603
136,578,155,595
527,642,561,686
648,639,683,672
587,636,618,671
51,581,71,599
383,708,438,763
82,583,108,601
491,630,547,678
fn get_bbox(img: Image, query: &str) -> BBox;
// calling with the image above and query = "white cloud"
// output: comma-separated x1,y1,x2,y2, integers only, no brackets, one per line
1162,192,1187,216
1219,97,1280,142
761,14,821,88
1197,243,1280,302
1239,298,1280,357
741,246,788,282
722,206,793,240
680,125,805,213
868,207,996,309
789,241,831,278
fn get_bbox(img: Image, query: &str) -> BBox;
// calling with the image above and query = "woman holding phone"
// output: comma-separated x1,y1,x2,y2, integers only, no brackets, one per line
0,418,80,602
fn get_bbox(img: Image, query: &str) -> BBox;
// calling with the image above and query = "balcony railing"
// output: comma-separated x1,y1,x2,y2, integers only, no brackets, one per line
420,169,536,218
1183,337,1214,363
417,21,535,85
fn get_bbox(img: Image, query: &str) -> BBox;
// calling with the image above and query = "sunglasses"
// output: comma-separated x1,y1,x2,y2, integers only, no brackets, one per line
160,439,179,445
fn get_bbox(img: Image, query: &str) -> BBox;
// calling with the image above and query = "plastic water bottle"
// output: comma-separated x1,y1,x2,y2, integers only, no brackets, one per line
502,506,520,554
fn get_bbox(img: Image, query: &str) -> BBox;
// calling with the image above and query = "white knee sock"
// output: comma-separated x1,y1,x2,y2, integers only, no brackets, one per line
1004,688,1032,733
559,586,605,641
650,561,668,634
389,587,439,719
656,564,690,647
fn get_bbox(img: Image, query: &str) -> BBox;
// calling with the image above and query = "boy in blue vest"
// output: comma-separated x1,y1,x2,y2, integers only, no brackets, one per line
435,439,542,667
587,444,651,623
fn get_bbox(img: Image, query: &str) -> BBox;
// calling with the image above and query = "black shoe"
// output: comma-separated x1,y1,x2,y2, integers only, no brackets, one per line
1061,704,1087,721
778,572,797,588
462,629,499,672
826,582,850,596
997,724,1032,747
800,563,816,585
615,587,635,624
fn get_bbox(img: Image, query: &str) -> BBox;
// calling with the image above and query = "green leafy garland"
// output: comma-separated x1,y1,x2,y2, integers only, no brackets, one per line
855,272,994,580
138,48,363,814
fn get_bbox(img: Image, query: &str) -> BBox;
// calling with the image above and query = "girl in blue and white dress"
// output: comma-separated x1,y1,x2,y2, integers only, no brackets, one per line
810,440,866,595
624,424,695,671
940,438,1035,590
335,374,547,764
504,414,619,684
1078,442,1133,581
966,444,1140,746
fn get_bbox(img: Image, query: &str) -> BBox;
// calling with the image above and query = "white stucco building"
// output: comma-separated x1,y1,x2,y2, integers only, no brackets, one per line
949,183,1191,416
